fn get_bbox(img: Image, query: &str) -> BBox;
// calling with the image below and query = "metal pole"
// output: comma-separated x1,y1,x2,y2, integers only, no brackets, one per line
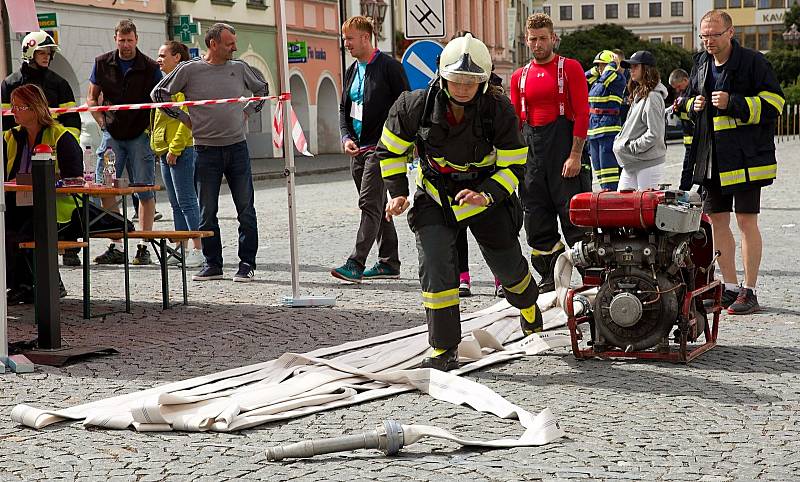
276,0,301,299
276,0,335,307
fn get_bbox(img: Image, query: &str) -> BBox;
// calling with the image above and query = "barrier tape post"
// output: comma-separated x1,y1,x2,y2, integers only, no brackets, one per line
276,0,334,308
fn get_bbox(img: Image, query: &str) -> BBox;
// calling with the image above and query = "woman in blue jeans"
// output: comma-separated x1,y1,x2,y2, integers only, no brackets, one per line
151,41,203,267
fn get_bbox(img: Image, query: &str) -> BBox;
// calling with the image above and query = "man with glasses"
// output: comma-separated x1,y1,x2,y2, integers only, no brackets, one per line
683,9,784,315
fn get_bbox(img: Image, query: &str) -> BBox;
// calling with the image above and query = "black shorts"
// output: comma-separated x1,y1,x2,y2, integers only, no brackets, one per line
702,184,761,214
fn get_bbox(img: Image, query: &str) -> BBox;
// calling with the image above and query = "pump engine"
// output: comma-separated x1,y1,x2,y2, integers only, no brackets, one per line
566,189,720,360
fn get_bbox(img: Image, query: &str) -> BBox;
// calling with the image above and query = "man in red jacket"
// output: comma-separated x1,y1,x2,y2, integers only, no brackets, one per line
510,13,591,292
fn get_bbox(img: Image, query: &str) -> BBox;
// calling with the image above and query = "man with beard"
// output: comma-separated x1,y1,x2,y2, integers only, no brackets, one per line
510,13,591,293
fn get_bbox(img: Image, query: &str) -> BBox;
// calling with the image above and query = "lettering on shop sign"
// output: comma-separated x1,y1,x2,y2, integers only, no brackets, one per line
306,46,327,61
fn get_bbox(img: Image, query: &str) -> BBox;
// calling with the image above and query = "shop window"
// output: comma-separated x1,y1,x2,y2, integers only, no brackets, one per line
628,3,640,18
744,26,757,50
606,4,619,18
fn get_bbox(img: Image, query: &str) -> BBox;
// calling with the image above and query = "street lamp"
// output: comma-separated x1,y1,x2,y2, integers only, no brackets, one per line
783,23,800,47
360,0,389,40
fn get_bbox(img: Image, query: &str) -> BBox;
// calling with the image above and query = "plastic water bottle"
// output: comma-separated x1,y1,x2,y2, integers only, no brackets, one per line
83,146,94,182
102,147,116,187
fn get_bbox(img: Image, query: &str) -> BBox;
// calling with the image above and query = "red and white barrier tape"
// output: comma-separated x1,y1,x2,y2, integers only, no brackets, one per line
4,92,314,156
272,101,312,157
0,93,292,116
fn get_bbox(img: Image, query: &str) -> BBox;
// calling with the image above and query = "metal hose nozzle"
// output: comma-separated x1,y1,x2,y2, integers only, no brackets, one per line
266,420,405,461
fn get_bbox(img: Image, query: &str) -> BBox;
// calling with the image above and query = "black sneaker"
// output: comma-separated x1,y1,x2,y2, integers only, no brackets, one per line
419,347,459,371
495,285,505,298
7,285,34,305
703,287,740,310
62,249,81,266
728,287,760,315
94,244,126,264
132,245,152,265
193,265,224,281
233,262,255,283
59,278,68,298
458,280,472,297
154,211,163,221
721,288,739,308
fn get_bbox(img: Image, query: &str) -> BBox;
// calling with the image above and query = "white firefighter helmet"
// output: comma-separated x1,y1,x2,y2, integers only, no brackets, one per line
21,31,60,62
438,33,492,86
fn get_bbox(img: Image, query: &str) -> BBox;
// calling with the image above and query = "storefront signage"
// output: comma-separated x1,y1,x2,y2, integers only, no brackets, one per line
756,8,785,25
37,13,58,44
288,41,308,63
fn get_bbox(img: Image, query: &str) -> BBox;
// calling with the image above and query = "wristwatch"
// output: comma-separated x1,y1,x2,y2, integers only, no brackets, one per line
480,192,494,207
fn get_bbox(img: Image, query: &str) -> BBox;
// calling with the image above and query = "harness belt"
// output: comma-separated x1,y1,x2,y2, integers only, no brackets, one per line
519,56,566,124
589,107,620,115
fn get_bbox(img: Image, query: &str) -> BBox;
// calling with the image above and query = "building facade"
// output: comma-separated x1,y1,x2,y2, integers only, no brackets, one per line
284,0,343,154
541,0,693,49
391,0,515,86
170,0,279,158
8,0,168,148
695,0,791,51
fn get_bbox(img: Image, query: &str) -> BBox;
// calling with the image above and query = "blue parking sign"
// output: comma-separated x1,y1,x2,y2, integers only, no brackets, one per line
401,40,444,91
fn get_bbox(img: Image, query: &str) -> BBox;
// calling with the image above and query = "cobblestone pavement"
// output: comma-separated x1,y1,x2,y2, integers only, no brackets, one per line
2,141,799,481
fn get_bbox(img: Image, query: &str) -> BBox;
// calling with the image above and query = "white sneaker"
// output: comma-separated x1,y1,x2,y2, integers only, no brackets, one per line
183,249,205,268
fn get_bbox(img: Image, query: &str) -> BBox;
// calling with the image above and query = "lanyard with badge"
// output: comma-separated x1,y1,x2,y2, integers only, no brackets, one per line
350,49,379,123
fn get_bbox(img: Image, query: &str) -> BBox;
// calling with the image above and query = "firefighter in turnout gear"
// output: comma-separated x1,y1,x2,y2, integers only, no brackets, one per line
585,49,625,190
683,10,785,315
380,33,542,371
669,68,697,191
2,31,81,139
510,13,591,294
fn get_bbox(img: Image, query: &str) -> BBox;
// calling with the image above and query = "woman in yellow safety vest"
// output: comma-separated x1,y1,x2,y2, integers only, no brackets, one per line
3,83,83,304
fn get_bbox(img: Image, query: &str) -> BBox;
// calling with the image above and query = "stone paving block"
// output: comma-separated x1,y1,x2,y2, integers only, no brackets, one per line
3,143,800,480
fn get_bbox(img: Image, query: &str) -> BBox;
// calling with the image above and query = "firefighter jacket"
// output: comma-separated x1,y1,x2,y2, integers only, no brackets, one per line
2,62,81,139
4,122,83,224
376,87,528,225
672,89,696,147
585,62,626,139
685,39,784,193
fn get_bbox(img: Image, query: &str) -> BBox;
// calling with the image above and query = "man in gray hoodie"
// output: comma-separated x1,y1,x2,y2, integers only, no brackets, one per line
152,23,268,283
612,50,668,190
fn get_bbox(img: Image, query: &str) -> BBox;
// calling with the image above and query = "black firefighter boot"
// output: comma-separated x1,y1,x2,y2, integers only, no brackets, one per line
419,347,459,371
531,246,565,293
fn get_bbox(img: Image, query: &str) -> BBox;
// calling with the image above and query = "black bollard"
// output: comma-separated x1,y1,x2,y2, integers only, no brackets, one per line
31,145,60,350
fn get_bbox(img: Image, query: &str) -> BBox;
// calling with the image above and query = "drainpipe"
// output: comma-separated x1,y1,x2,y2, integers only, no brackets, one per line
339,0,347,89
165,0,173,41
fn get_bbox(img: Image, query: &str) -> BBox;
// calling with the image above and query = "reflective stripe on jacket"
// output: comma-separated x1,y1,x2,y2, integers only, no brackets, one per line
585,63,626,139
685,39,784,193
375,89,527,224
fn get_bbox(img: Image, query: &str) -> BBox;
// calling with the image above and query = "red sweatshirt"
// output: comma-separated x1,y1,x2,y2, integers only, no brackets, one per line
510,55,589,138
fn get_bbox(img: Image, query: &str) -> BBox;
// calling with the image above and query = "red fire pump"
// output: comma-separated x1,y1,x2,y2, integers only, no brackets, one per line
565,189,722,362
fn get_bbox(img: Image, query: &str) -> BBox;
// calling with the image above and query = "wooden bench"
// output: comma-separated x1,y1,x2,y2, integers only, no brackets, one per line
19,240,88,252
92,230,213,309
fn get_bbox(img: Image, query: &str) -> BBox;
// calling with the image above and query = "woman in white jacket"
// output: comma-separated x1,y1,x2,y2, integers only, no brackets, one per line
612,51,668,190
